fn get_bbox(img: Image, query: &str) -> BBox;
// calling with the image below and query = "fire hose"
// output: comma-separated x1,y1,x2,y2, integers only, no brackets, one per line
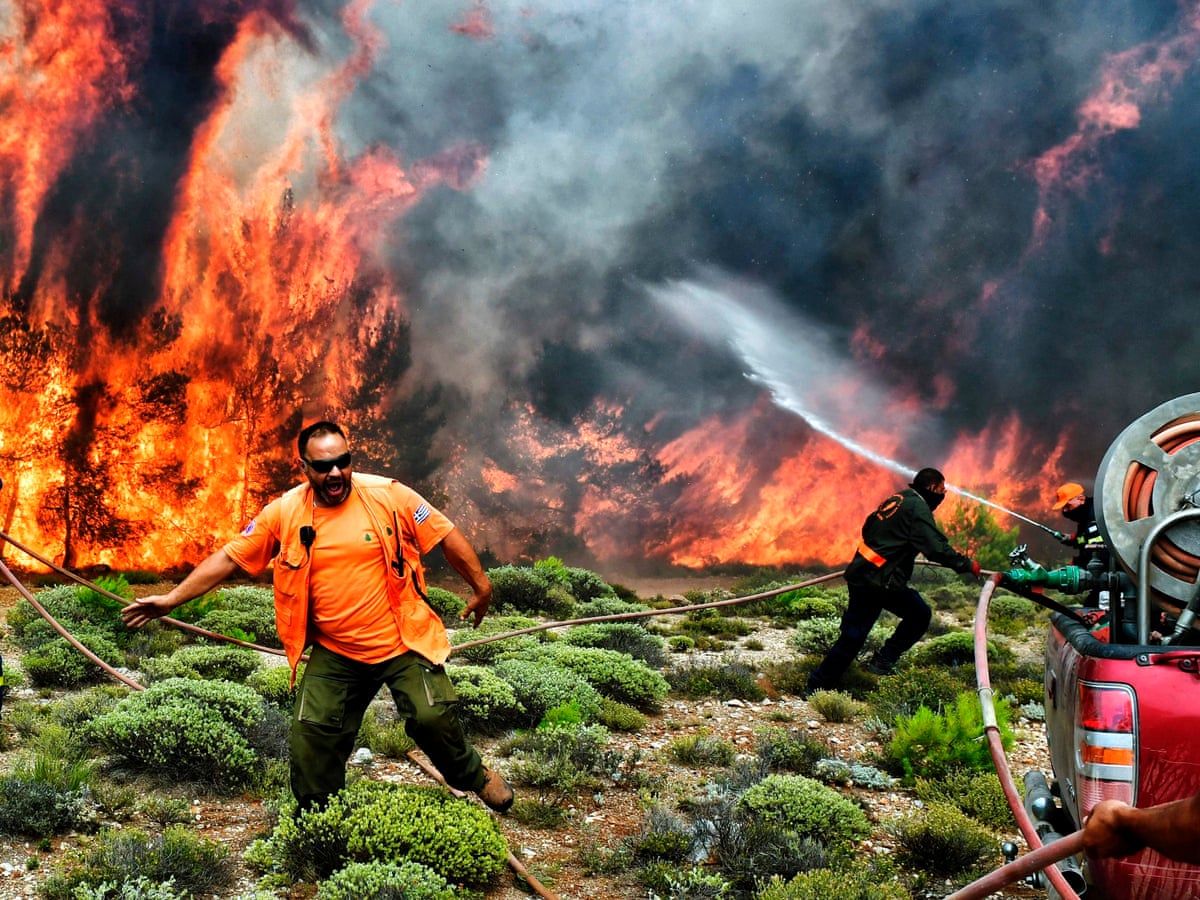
944,573,1082,900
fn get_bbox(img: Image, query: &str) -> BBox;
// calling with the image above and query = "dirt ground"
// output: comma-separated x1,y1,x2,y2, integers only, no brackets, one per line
0,572,1050,900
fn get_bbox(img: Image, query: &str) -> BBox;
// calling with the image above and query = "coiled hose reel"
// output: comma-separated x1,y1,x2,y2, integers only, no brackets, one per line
1095,392,1200,618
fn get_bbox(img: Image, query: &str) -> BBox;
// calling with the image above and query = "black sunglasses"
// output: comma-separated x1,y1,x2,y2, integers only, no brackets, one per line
304,451,352,474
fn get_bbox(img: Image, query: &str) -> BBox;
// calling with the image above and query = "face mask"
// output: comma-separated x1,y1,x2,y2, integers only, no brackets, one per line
1062,504,1088,523
915,486,945,511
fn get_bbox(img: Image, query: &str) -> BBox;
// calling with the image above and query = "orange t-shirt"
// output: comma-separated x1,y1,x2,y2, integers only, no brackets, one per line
306,492,403,661
224,479,453,664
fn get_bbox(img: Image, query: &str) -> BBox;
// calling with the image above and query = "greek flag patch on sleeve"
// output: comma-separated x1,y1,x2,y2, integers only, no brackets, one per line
413,503,430,524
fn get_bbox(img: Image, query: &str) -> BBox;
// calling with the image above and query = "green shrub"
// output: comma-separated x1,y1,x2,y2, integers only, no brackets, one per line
666,660,765,701
753,726,829,776
316,859,459,900
905,631,1013,668
246,663,301,709
254,780,507,886
49,685,129,731
866,665,971,723
756,865,910,900
67,876,191,900
914,771,1014,830
447,615,542,664
87,678,274,789
445,664,526,734
561,622,667,667
597,698,647,732
38,826,232,900
139,644,262,683
689,795,831,891
356,706,416,759
190,584,279,645
0,776,92,837
669,731,736,767
506,722,616,794
423,585,467,624
563,565,618,604
21,630,127,688
889,800,999,876
807,690,863,723
8,578,131,651
515,644,669,711
736,774,870,852
493,657,603,726
639,862,732,898
987,594,1041,636
631,804,694,861
487,564,575,618
771,588,843,621
574,596,650,618
790,618,889,656
886,693,1013,781
668,635,695,653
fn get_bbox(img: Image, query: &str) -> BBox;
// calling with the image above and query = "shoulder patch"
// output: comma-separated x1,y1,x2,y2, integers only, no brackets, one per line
241,520,257,536
414,503,431,524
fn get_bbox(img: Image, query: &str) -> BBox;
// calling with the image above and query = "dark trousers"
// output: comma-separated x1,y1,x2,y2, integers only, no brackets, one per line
291,644,485,810
808,582,931,689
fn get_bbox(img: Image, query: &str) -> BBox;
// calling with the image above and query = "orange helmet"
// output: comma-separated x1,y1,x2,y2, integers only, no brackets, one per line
1052,482,1086,510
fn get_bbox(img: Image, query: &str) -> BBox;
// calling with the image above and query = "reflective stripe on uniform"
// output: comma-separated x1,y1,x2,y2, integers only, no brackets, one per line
857,540,887,567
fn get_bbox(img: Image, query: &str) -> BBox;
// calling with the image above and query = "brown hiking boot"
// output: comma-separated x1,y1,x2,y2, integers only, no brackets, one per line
477,767,514,813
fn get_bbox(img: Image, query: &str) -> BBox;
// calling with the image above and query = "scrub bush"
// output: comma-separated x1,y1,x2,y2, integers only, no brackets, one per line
906,631,1012,668
515,643,669,710
246,662,301,709
596,697,647,732
505,722,618,794
915,771,1013,830
316,859,459,900
445,664,526,734
447,615,542,664
487,564,575,618
755,865,910,900
736,774,870,852
562,565,619,604
561,622,667,667
631,804,694,861
789,618,889,657
0,776,92,837
193,585,278,645
806,690,863,723
753,726,829,776
423,585,466,624
138,644,262,683
669,731,736,767
492,657,603,726
666,660,765,701
253,780,507,887
21,631,126,689
87,678,273,789
573,596,650,618
38,826,232,900
886,692,1013,781
888,800,999,876
865,664,969,723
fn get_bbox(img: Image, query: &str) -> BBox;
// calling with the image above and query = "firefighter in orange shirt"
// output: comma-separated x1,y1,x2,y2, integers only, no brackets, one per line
122,421,513,813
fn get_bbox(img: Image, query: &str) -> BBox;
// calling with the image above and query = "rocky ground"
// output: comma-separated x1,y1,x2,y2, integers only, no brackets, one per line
0,573,1051,900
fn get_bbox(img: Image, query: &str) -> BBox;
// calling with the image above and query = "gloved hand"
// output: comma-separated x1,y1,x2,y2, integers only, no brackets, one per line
970,560,982,579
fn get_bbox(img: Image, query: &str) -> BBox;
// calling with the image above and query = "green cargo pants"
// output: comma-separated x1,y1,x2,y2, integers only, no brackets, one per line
290,643,485,810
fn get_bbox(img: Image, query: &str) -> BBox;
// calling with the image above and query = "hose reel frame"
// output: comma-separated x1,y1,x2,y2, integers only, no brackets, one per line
1094,392,1200,614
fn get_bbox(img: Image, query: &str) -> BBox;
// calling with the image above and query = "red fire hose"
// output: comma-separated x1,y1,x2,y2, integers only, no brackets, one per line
945,573,1082,900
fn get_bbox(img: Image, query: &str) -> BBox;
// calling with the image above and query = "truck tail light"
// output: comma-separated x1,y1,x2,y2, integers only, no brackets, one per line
1075,681,1136,819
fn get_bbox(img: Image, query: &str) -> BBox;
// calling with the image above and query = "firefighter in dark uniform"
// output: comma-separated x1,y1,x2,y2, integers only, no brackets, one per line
1053,481,1109,569
804,467,980,695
